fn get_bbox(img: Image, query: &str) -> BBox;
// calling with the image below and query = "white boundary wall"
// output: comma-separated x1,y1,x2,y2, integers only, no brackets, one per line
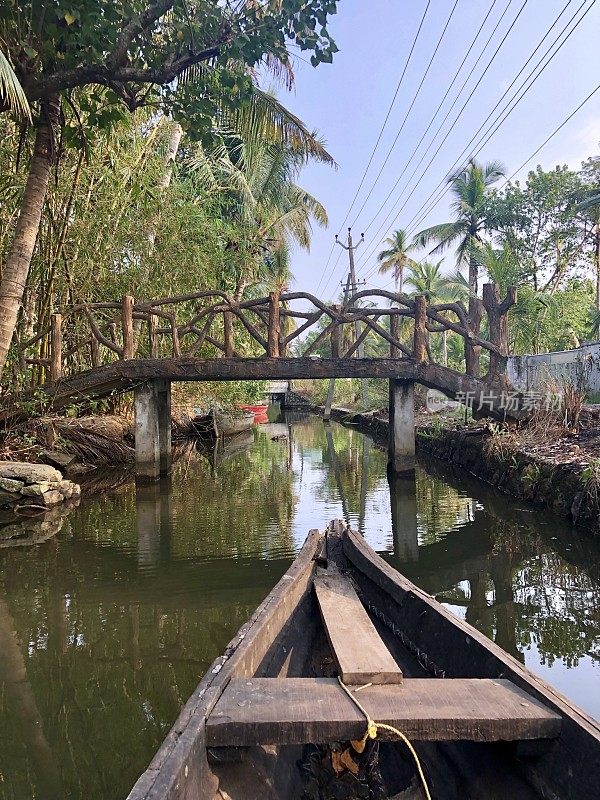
507,343,600,393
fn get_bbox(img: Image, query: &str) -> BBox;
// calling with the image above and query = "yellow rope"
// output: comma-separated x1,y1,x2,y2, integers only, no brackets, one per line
337,677,433,800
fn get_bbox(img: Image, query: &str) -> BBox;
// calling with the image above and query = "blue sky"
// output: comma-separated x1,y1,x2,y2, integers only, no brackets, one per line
276,0,600,300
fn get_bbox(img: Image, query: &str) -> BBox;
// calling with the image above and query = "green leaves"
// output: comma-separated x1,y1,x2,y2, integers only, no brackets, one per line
1,0,339,144
0,48,31,121
488,165,589,291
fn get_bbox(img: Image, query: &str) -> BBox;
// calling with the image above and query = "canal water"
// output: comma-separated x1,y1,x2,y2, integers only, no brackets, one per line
0,413,599,799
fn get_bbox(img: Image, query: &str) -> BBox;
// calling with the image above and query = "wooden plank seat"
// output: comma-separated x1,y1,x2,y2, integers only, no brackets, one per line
206,677,562,747
314,570,403,685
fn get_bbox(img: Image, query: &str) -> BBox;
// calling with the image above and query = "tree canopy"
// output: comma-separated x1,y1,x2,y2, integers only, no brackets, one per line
0,0,340,383
1,0,338,122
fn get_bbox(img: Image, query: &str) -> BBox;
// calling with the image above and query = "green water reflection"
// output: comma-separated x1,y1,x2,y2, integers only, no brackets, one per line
0,413,598,799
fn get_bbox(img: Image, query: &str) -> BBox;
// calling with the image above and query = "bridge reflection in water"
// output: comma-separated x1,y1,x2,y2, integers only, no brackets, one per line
0,414,598,800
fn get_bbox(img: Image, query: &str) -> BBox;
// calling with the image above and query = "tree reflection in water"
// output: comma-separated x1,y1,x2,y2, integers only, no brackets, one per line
0,414,598,799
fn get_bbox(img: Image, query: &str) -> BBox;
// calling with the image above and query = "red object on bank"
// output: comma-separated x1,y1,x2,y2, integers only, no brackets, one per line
237,404,268,414
236,404,269,424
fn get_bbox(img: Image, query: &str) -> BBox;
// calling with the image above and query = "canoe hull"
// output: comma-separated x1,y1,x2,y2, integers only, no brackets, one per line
127,523,600,800
127,530,322,800
192,411,254,438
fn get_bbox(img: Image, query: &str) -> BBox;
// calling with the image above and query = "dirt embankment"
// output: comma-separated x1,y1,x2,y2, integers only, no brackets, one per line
1,415,135,470
416,425,599,534
318,405,600,536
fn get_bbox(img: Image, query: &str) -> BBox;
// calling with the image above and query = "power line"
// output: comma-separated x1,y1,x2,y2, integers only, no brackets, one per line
401,0,595,241
362,0,589,279
365,0,600,280
349,0,461,229
324,0,465,298
323,246,344,301
356,0,529,274
503,81,600,183
354,0,501,239
336,0,432,230
315,0,432,298
314,240,337,297
376,79,600,291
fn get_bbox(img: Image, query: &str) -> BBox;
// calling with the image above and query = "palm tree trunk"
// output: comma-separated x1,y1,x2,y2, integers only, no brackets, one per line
147,120,183,253
0,95,60,378
396,261,404,294
467,239,481,377
468,249,478,297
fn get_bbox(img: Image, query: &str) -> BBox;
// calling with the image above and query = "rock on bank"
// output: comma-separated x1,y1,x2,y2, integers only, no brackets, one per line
0,462,80,511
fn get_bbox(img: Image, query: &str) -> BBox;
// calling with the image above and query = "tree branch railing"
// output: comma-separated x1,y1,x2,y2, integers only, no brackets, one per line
12,284,516,387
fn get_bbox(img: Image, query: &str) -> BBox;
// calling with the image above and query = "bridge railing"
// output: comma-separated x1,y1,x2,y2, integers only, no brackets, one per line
12,284,516,386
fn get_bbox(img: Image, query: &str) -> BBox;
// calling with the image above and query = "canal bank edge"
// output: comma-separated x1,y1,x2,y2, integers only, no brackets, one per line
312,406,600,537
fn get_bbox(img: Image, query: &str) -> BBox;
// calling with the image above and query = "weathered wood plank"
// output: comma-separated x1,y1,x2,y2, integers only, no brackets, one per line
413,295,427,363
223,311,234,357
267,292,280,357
90,335,100,367
482,282,516,379
206,677,561,746
149,313,159,359
314,571,402,685
122,295,135,360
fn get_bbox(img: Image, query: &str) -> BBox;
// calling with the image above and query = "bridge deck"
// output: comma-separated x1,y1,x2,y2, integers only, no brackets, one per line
1,357,521,426
9,284,521,425
68,356,420,383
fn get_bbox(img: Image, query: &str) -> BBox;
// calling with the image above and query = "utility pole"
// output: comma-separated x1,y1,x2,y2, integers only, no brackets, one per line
323,273,351,419
336,228,369,407
324,228,368,419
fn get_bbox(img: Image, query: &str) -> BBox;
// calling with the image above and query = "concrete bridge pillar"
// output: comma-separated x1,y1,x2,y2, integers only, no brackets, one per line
388,379,415,475
134,379,172,481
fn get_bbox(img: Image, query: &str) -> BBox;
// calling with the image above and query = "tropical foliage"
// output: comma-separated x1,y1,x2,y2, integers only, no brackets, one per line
376,228,417,292
410,155,600,359
189,129,329,299
413,158,505,296
0,0,339,379
0,2,339,394
0,46,30,120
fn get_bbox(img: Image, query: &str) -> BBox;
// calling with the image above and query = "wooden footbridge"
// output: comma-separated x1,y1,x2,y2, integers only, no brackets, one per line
5,283,519,478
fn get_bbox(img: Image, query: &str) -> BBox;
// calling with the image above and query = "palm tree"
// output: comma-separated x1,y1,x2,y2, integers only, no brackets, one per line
404,260,453,301
0,48,30,120
507,287,563,355
413,158,505,297
472,240,574,354
376,228,417,292
471,240,521,294
404,260,460,366
229,87,335,168
190,136,328,300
